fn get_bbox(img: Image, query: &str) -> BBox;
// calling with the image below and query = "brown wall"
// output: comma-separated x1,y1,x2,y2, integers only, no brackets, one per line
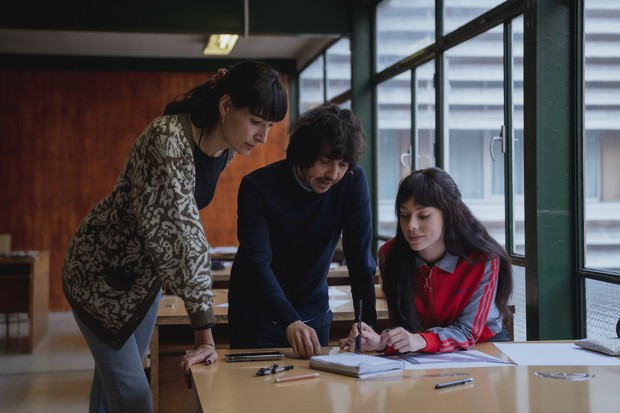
0,69,290,311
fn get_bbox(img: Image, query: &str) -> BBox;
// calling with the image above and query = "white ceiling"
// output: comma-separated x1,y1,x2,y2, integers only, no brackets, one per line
0,28,336,69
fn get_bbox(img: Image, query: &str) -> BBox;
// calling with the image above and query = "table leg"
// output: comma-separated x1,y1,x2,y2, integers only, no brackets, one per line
150,325,160,413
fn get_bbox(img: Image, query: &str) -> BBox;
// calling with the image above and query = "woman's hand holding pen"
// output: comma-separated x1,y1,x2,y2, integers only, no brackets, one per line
379,327,427,354
339,324,427,353
338,322,383,352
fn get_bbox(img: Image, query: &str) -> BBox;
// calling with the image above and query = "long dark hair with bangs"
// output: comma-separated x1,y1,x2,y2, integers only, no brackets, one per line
163,60,288,131
382,167,513,332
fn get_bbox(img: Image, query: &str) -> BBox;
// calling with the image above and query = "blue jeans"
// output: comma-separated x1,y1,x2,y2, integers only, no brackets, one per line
74,293,161,413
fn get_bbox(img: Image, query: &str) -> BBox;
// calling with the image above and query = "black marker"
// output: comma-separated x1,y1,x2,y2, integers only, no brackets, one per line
434,377,474,389
354,299,362,353
256,364,294,376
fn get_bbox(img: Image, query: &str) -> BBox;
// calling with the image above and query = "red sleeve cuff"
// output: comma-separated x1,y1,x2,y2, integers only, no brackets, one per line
418,331,440,353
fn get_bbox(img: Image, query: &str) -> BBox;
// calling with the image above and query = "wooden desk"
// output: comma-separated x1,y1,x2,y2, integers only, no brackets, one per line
211,264,380,288
150,286,388,413
0,251,49,352
190,343,620,413
153,285,386,328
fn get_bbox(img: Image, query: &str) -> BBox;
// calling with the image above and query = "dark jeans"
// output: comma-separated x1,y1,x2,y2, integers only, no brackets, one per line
488,325,512,342
230,310,333,349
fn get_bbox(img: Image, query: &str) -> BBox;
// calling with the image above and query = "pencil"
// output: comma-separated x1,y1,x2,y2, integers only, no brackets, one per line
275,373,320,383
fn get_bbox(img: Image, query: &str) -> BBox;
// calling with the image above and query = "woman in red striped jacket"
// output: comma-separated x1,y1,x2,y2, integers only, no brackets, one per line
340,167,513,353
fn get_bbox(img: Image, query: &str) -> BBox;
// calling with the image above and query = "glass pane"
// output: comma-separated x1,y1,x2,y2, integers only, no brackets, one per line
583,0,620,272
299,55,324,113
512,16,525,256
376,0,435,73
443,26,506,245
326,38,351,100
415,61,436,168
585,278,620,338
444,0,506,34
511,265,526,341
376,72,412,238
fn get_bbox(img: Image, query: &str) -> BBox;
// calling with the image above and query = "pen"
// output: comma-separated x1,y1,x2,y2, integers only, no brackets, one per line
434,377,474,389
256,364,294,376
275,372,320,383
354,299,362,353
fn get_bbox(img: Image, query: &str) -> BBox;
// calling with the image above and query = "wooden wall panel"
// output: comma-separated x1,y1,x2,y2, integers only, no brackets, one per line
0,69,289,311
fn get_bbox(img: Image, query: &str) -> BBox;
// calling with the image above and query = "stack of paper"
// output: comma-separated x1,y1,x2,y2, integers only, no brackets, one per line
309,352,405,378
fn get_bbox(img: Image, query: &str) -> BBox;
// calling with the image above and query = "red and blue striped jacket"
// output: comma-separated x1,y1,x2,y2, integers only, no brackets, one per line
379,239,503,353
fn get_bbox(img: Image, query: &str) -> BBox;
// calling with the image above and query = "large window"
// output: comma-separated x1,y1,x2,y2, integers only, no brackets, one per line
511,16,525,257
415,60,437,170
374,1,526,339
299,55,324,113
376,73,412,238
444,1,507,33
376,0,434,72
326,38,351,101
582,0,620,338
299,39,351,113
444,27,506,245
583,0,620,273
375,61,437,239
299,0,620,341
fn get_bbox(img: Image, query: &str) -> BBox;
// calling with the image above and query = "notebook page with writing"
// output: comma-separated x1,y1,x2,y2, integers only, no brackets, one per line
309,352,405,378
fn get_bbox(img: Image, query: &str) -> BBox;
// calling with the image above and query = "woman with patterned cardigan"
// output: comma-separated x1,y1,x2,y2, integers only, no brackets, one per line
62,61,287,413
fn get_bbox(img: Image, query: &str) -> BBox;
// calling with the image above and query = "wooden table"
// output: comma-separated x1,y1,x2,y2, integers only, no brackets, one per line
0,251,49,352
190,343,620,413
150,286,388,413
211,264,380,288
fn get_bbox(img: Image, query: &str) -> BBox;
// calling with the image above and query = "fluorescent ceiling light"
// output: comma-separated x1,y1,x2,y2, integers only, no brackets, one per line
203,34,239,55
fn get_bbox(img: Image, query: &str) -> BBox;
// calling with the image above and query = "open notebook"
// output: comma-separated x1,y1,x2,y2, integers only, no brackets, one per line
309,352,405,378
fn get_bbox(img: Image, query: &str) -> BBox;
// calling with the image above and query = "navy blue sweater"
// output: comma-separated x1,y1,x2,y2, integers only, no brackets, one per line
228,159,377,329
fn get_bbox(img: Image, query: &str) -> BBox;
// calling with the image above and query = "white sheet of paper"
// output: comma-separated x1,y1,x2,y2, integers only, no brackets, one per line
328,289,349,297
494,342,620,366
329,299,351,309
396,349,514,370
211,246,238,254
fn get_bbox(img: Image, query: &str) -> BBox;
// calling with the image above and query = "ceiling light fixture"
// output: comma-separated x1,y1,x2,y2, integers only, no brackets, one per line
202,0,248,56
203,34,240,55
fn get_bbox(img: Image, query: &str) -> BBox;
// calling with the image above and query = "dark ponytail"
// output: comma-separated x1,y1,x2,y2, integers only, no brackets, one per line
164,60,288,131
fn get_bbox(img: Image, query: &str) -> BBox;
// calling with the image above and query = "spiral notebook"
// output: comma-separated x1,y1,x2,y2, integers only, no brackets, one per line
309,352,405,378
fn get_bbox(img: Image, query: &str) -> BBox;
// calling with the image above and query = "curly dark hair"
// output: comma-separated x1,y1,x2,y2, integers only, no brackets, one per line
382,167,514,331
285,103,365,171
163,60,288,131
